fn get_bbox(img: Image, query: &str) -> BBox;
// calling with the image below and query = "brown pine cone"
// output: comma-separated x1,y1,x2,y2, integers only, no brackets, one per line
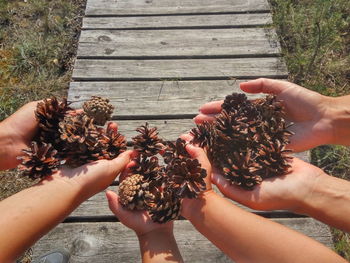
167,157,207,198
118,174,154,210
132,123,165,156
35,97,72,146
17,142,60,179
147,188,181,224
83,96,114,126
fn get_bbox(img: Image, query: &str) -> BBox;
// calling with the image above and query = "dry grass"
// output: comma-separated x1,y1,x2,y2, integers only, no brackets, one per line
270,0,350,259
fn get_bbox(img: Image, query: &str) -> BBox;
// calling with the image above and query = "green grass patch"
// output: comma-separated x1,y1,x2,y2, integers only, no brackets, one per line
270,0,350,259
0,0,86,120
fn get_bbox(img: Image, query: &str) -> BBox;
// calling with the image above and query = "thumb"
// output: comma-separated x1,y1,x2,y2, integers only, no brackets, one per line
106,190,128,219
185,143,212,178
240,78,288,95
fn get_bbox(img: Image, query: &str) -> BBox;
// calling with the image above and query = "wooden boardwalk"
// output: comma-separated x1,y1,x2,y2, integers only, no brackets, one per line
33,0,333,262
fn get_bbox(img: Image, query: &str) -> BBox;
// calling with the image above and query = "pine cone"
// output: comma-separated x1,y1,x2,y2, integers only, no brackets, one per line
132,123,165,156
118,174,154,210
99,123,127,159
83,96,114,126
190,122,216,149
148,188,181,224
163,138,190,164
58,114,102,166
35,97,72,147
130,155,164,182
194,92,293,190
17,142,60,179
167,158,207,198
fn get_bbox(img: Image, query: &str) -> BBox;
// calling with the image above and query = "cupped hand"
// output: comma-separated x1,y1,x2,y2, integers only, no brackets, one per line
194,78,334,152
50,150,133,199
106,190,174,237
0,102,39,170
212,157,325,213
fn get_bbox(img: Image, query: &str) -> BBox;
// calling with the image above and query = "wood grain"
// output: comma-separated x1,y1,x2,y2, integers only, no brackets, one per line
68,80,263,116
85,0,270,16
72,58,288,81
32,219,332,262
82,13,273,30
77,28,280,58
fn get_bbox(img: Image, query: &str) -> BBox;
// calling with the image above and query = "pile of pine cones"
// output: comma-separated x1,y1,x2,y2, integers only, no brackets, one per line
191,93,293,189
18,96,127,179
16,92,293,222
118,123,207,223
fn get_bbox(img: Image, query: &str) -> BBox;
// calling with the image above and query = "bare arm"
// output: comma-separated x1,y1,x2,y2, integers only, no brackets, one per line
107,191,184,263
0,152,131,263
179,139,346,263
182,191,346,263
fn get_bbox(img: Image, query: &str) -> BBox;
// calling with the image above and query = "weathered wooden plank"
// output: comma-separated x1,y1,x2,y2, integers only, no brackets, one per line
70,186,255,217
82,13,272,29
86,0,270,16
77,28,280,58
68,80,263,116
72,58,288,81
32,219,332,262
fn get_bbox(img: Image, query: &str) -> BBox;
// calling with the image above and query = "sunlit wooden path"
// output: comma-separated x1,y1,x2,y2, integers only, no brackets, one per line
33,0,333,261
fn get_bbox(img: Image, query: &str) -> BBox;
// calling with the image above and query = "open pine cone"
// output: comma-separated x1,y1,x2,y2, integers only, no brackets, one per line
83,96,114,126
35,97,72,147
191,93,293,190
132,123,165,156
17,142,60,179
167,158,207,199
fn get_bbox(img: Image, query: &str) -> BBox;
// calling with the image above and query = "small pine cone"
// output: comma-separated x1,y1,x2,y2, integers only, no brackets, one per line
167,157,207,198
35,97,72,146
118,174,153,210
221,93,248,112
190,122,216,149
83,96,114,126
148,189,181,224
219,150,263,189
59,113,99,147
132,123,165,156
17,142,60,180
130,155,163,182
163,138,190,164
99,123,127,159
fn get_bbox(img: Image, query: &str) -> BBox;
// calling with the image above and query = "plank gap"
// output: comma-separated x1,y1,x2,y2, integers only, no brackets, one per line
82,25,271,30
73,76,288,82
85,10,271,18
77,54,281,60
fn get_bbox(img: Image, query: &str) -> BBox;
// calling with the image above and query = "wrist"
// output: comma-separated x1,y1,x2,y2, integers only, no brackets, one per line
137,227,174,241
295,171,341,215
181,189,217,220
325,95,350,146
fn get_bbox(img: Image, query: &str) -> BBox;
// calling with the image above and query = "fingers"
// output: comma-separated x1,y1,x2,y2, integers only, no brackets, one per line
199,100,224,114
106,190,130,222
240,78,289,95
108,150,133,176
193,114,216,124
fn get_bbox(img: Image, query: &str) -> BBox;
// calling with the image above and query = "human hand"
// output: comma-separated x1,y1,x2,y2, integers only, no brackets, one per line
50,150,133,199
211,157,325,213
195,78,335,152
106,190,174,237
0,102,39,170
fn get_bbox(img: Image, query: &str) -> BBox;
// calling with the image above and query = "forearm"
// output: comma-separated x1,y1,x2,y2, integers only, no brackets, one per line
0,122,17,170
327,95,350,146
0,175,86,262
182,191,345,263
297,172,350,232
138,230,183,263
